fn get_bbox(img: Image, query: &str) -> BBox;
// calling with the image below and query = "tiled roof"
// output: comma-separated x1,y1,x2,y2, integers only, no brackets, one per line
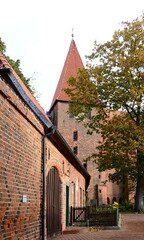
0,52,49,119
50,40,84,109
0,52,90,185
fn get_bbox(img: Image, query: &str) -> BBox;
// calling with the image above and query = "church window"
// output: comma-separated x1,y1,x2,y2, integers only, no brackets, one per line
73,146,78,155
107,197,110,205
73,131,78,141
112,197,117,203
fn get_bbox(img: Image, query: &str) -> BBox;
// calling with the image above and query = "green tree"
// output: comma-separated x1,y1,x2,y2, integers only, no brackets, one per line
64,14,144,211
92,114,144,204
0,37,36,95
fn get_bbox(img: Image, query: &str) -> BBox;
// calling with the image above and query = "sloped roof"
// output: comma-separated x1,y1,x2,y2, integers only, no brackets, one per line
0,52,47,118
50,39,84,109
0,52,90,187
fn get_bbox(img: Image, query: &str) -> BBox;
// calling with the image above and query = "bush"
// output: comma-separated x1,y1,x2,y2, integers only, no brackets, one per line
119,202,134,212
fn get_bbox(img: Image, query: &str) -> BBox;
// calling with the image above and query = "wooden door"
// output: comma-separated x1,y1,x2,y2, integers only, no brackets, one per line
47,167,61,237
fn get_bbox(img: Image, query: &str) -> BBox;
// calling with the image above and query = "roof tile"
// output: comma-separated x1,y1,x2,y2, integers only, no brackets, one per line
50,40,84,109
0,52,50,121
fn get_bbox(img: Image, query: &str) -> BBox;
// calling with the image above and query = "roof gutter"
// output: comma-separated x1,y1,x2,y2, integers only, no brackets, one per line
0,68,90,184
0,67,90,236
0,68,52,129
49,128,91,188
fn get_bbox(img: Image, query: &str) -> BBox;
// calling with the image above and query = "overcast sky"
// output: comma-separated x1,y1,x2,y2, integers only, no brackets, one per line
0,0,143,110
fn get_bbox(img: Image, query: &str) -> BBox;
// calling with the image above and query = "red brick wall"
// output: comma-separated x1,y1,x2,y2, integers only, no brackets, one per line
51,101,122,204
45,140,85,232
0,78,44,239
0,78,87,239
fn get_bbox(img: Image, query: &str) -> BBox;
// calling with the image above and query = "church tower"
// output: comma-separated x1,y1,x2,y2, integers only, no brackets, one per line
49,39,121,206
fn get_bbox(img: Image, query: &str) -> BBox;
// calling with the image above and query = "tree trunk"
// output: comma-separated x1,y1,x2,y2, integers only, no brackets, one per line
122,175,129,202
134,175,144,211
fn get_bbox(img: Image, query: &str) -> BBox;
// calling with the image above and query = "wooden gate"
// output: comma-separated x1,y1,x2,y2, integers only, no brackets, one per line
46,167,61,237
70,207,118,227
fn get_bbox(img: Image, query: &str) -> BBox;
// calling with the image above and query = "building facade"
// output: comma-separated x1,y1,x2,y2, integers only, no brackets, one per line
0,53,90,239
49,39,122,206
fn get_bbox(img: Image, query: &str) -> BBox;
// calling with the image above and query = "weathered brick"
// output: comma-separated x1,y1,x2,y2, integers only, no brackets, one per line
0,68,88,239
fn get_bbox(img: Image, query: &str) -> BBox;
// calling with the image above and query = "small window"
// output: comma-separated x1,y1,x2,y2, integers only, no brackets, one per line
73,131,78,141
99,189,101,193
112,197,117,203
73,146,78,155
107,197,110,205
99,175,101,179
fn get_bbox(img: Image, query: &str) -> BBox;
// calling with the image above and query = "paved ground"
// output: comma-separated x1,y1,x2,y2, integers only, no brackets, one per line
55,214,144,240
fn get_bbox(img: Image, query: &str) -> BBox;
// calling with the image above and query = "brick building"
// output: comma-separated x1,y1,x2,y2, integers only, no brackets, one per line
0,53,90,239
49,39,122,206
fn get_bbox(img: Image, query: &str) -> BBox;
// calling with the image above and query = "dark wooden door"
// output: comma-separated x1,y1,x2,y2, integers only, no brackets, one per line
47,167,61,237
66,185,69,227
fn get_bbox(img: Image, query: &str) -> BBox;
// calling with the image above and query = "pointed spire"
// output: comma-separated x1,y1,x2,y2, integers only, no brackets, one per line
71,28,74,39
50,40,84,109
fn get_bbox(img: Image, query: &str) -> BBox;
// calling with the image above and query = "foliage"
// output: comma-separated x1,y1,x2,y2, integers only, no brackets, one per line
118,201,134,213
91,207,115,213
0,37,36,95
90,114,144,183
64,14,144,211
0,37,6,53
85,191,90,207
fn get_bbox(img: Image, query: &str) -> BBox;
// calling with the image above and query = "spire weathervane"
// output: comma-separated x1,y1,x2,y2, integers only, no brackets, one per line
72,28,74,39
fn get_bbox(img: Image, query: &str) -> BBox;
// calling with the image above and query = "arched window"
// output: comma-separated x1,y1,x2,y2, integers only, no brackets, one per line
112,197,117,203
107,197,110,205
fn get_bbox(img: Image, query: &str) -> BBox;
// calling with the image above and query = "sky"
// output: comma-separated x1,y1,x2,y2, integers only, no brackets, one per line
0,0,143,111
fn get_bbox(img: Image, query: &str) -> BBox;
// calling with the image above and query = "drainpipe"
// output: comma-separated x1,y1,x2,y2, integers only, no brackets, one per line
42,126,56,240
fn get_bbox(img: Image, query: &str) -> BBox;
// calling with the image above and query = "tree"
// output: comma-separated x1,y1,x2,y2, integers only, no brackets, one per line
64,14,144,211
0,37,36,95
92,113,144,203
